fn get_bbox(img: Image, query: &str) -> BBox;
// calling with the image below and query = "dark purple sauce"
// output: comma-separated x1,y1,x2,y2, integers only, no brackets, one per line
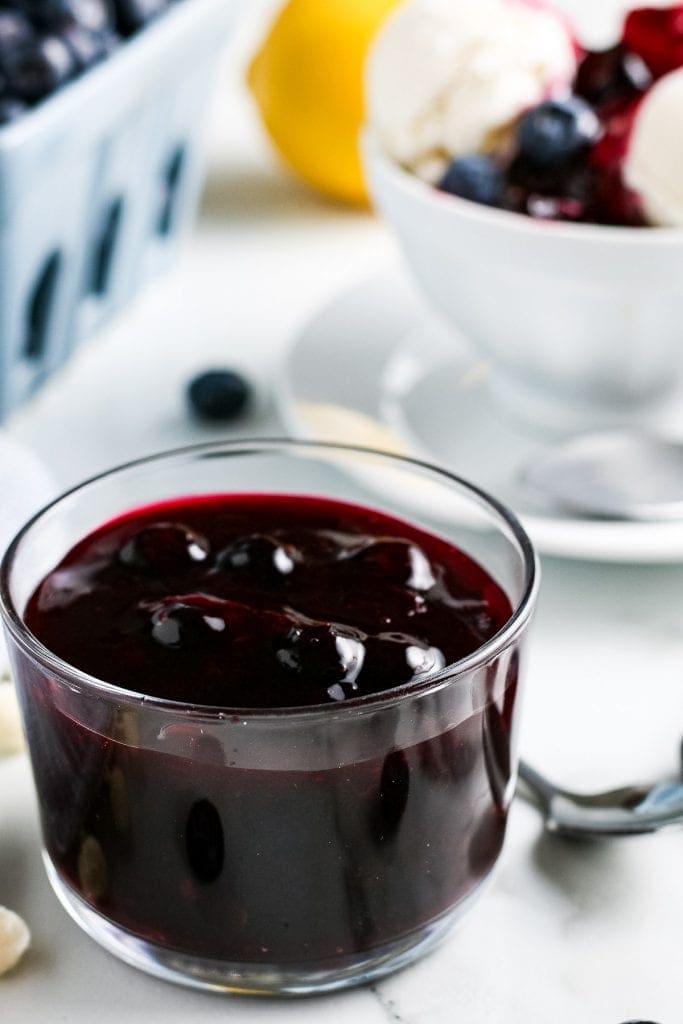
21,494,520,965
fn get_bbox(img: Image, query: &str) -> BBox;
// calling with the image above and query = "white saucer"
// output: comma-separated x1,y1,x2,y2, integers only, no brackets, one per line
278,271,683,563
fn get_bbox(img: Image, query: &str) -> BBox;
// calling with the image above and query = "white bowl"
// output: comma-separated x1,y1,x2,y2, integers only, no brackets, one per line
363,132,683,431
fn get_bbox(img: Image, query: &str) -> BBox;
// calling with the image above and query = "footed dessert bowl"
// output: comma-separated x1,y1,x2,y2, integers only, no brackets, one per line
0,440,537,995
364,0,683,431
364,132,683,432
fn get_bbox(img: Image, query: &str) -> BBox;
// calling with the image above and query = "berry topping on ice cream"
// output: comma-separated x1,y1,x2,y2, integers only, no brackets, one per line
368,1,683,226
367,0,577,175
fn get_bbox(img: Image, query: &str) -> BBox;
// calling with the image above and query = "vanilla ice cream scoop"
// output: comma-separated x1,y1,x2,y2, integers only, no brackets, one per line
624,67,683,227
367,0,577,177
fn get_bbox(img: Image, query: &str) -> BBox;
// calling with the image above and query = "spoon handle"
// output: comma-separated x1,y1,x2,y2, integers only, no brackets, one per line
517,759,683,837
516,759,557,809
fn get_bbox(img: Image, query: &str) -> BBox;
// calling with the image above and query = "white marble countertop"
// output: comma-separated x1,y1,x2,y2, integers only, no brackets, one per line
2,4,683,1020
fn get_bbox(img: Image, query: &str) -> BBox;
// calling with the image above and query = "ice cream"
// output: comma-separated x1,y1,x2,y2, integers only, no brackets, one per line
624,66,683,226
367,0,577,179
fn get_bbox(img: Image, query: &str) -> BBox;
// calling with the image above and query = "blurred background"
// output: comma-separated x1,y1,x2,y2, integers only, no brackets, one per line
0,0,659,476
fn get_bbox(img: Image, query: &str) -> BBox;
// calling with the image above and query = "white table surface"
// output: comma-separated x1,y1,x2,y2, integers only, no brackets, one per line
2,5,683,1021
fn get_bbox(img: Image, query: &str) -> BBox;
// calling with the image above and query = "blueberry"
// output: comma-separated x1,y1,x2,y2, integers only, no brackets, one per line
187,369,251,423
119,523,209,573
404,642,445,677
147,601,212,651
4,35,76,102
366,632,445,688
371,749,410,843
185,800,224,884
0,95,27,125
16,0,113,31
438,154,504,206
507,152,592,197
112,0,167,36
275,623,366,700
0,10,33,59
215,534,299,579
350,539,435,591
61,23,117,70
64,0,113,33
517,97,601,168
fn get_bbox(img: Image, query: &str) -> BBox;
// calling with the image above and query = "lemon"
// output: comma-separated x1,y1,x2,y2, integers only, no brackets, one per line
248,0,399,205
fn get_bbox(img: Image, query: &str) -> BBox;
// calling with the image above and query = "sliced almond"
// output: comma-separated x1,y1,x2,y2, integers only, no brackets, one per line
0,679,24,757
0,906,30,976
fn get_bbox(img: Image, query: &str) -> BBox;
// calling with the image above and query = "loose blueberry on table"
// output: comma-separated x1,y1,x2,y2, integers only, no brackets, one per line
0,0,180,124
22,493,519,964
438,5,683,226
187,368,251,422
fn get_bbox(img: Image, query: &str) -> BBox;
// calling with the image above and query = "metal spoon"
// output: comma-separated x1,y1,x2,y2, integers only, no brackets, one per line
520,430,683,521
517,758,683,837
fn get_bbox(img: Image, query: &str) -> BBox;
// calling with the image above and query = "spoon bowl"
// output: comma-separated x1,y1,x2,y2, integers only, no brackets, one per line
517,758,683,837
520,430,683,521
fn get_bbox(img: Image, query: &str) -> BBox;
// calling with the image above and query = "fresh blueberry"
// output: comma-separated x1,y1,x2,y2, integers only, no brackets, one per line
0,95,28,125
438,154,504,206
64,0,113,33
61,23,118,70
17,0,114,32
4,35,76,102
517,97,601,168
112,0,168,36
508,152,595,199
0,10,33,59
187,369,251,423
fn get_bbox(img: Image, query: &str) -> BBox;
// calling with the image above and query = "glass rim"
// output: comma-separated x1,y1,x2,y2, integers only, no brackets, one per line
0,438,540,720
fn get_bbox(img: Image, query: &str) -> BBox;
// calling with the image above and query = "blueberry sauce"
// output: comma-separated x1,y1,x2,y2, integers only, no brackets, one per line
26,494,511,708
21,494,520,965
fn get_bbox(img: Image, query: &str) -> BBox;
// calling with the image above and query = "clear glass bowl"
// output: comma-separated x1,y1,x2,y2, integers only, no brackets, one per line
0,439,538,995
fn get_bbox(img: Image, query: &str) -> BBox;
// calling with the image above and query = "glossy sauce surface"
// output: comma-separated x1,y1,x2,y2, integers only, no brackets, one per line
26,493,511,707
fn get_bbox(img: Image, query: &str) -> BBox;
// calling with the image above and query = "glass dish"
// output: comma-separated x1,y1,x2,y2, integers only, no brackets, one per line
0,439,538,994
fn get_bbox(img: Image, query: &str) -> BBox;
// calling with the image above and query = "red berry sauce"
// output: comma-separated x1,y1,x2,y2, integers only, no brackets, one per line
623,5,683,78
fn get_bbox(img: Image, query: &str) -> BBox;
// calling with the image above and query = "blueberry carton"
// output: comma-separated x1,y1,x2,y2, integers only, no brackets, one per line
0,0,244,419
